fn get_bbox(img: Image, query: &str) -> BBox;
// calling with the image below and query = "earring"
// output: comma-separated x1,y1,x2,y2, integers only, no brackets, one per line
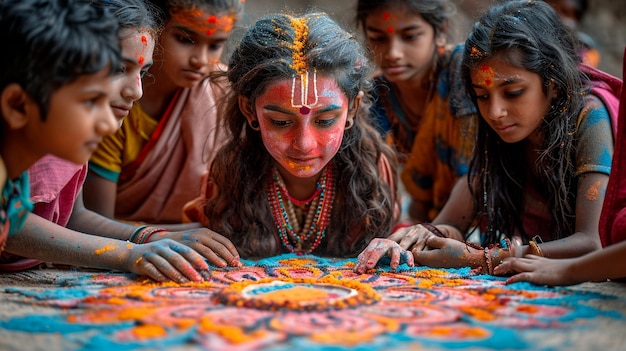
250,120,260,130
345,119,354,130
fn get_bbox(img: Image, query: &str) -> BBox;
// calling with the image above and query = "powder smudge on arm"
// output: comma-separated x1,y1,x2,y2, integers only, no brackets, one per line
95,245,119,255
585,181,601,201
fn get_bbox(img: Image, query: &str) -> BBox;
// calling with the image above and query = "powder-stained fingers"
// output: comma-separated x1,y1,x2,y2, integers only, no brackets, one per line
168,229,241,268
135,252,175,283
354,238,410,274
141,250,194,283
201,238,242,268
143,241,209,282
389,248,415,271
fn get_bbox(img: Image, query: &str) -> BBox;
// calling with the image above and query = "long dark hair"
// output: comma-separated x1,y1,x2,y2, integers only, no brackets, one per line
462,0,585,243
205,12,398,258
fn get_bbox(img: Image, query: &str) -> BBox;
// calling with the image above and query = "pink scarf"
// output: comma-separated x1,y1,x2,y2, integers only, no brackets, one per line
598,48,625,247
115,76,229,223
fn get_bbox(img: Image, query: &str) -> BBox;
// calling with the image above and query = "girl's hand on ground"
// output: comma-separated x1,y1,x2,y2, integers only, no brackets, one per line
128,239,210,283
494,256,581,286
354,238,414,274
412,236,480,268
147,228,242,268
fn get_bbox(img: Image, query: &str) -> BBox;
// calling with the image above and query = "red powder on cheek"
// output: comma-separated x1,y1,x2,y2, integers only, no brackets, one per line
141,35,147,45
138,56,144,65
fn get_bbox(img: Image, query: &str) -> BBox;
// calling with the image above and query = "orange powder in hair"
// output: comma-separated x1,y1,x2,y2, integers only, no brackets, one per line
290,17,309,75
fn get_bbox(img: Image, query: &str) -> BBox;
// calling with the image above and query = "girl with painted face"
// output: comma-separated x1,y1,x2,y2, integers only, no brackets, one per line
2,0,240,282
355,0,621,275
355,0,477,224
85,0,243,225
184,12,400,258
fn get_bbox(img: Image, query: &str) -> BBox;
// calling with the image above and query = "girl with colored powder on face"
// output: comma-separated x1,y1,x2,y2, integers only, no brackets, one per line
2,0,240,282
355,0,477,223
355,0,622,275
494,47,626,286
84,0,243,226
183,12,400,258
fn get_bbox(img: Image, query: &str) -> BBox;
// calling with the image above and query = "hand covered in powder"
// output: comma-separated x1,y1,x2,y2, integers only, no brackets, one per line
144,228,242,268
354,238,414,274
127,239,211,283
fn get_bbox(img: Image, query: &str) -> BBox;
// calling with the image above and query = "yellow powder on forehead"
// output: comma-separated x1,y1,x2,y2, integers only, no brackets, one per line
289,17,309,75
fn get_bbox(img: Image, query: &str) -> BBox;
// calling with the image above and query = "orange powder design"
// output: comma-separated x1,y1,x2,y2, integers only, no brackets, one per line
200,318,268,344
585,181,601,201
257,285,330,304
311,330,378,345
132,324,167,339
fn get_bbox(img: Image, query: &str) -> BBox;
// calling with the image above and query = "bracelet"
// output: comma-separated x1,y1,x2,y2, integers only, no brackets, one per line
483,247,494,275
528,240,544,257
128,225,148,243
135,227,168,244
421,222,447,238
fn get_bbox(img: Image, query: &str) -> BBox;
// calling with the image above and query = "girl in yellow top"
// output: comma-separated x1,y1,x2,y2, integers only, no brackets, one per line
85,0,243,224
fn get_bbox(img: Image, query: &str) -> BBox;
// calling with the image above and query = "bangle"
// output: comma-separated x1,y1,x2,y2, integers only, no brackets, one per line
483,247,494,274
528,240,544,257
421,222,447,238
128,225,148,243
135,227,168,244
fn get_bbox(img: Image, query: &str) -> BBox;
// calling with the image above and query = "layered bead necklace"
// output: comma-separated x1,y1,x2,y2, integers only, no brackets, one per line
268,165,335,254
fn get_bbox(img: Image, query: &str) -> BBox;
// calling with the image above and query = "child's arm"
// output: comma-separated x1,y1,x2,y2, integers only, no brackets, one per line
6,213,209,283
82,172,117,219
528,172,606,259
494,240,626,286
68,192,242,268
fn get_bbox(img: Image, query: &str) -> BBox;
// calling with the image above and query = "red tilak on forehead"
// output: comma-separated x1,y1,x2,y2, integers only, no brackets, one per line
476,63,495,87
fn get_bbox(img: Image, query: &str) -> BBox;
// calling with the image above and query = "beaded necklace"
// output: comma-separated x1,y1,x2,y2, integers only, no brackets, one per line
268,165,335,255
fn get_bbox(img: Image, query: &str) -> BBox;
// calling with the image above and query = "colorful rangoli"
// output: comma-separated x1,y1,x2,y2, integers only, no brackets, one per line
1,254,625,351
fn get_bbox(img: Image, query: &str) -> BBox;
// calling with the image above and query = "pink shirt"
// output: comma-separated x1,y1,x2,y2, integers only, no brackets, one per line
28,155,86,226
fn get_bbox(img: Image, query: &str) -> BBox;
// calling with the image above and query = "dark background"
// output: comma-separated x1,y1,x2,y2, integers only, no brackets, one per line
228,0,625,78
